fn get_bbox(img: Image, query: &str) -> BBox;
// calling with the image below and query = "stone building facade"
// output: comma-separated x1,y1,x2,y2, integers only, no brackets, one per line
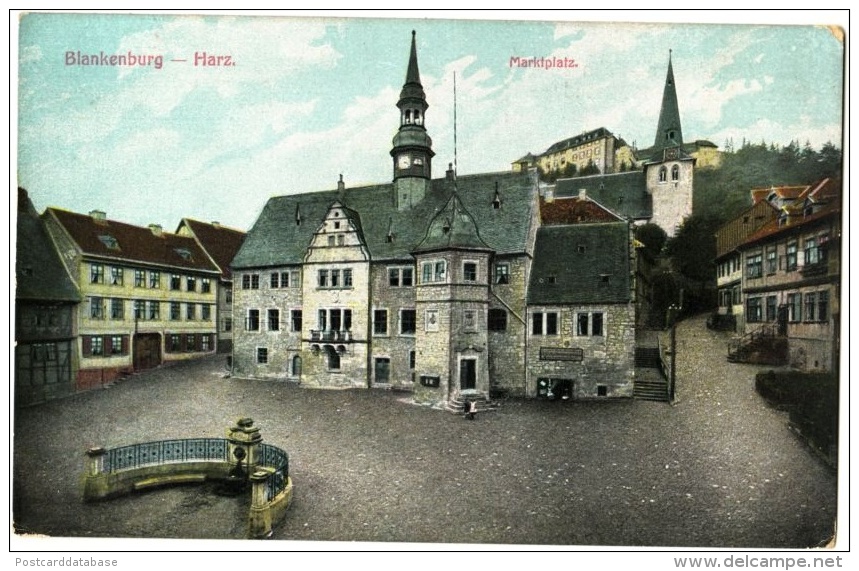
231,31,637,407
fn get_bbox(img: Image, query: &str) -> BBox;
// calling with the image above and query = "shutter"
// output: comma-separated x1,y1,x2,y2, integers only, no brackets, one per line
82,335,92,356
122,335,129,355
105,335,114,355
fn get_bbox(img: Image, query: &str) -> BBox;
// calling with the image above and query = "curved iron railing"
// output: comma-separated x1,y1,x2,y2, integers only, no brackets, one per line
100,438,229,473
258,443,290,502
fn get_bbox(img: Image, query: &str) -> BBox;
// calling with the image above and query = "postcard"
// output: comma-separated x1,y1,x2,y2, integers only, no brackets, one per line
12,10,847,558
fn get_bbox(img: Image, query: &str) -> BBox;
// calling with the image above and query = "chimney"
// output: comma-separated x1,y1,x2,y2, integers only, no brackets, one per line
578,189,587,200
446,162,455,181
89,209,106,220
337,174,345,192
149,224,163,236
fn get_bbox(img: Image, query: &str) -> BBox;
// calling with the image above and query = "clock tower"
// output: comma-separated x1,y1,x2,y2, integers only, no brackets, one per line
391,31,434,211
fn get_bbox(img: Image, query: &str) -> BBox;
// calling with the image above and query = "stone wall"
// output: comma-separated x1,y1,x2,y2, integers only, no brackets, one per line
645,159,694,236
487,255,529,396
368,262,416,388
525,302,635,399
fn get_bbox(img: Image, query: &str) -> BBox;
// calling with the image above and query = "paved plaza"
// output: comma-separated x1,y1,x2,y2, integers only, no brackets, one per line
12,315,839,547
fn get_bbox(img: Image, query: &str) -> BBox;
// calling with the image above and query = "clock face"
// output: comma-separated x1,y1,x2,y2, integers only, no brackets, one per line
398,155,411,169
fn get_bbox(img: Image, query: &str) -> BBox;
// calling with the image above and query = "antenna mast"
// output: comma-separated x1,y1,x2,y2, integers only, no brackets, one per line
453,71,458,190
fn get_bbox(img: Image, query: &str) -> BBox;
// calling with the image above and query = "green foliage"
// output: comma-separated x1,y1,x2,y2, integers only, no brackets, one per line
694,140,842,222
578,159,601,177
634,223,667,263
665,214,722,314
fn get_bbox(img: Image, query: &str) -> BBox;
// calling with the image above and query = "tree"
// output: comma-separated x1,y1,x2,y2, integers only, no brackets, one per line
578,159,600,177
665,214,722,313
634,223,668,263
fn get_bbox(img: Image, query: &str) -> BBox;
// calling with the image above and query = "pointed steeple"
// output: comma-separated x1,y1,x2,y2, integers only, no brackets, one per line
392,30,434,210
653,50,683,150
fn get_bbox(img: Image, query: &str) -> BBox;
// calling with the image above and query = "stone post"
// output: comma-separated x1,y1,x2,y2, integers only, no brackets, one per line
82,447,108,501
226,417,263,477
248,470,272,538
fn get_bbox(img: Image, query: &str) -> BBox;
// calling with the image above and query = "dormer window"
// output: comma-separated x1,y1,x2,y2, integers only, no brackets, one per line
174,248,192,261
98,235,119,250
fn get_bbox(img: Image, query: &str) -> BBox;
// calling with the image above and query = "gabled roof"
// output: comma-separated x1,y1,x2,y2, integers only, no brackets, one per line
750,184,807,205
740,181,841,248
46,208,220,274
413,192,491,254
16,189,79,303
540,196,624,225
232,170,537,269
528,222,631,305
177,218,246,280
554,171,651,221
714,200,779,259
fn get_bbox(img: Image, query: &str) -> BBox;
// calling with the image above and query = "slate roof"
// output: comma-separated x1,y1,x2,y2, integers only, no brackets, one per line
543,127,615,155
177,218,246,280
540,196,624,225
232,170,537,269
46,208,220,274
414,192,492,254
528,222,631,305
16,189,79,303
554,172,651,221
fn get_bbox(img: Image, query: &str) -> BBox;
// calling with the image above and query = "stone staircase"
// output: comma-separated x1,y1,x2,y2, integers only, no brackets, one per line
633,367,670,402
728,323,788,365
445,390,497,415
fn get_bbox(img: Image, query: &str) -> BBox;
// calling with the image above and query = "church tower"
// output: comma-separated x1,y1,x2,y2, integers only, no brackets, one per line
645,50,694,236
391,31,434,211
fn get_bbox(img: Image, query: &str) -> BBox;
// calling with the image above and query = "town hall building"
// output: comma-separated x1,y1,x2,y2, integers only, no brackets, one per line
231,32,689,407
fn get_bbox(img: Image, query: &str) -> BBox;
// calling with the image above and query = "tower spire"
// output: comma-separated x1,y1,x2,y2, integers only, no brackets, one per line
653,49,683,150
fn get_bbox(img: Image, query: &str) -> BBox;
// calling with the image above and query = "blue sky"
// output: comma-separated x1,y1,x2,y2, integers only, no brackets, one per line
16,12,845,231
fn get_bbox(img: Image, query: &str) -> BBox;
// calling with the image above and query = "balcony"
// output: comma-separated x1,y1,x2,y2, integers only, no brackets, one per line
310,330,353,342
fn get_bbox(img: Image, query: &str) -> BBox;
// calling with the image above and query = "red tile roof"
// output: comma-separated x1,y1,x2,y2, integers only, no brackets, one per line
540,196,623,225
177,219,246,280
740,182,841,247
46,208,219,274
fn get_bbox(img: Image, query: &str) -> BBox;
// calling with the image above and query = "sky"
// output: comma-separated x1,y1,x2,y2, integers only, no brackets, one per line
15,11,846,232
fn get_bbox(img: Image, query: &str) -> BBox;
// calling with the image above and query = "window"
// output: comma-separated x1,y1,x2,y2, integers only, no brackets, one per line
327,347,340,371
242,274,260,289
671,164,680,181
421,260,447,283
90,297,104,320
110,335,124,355
202,304,211,321
389,267,413,287
257,347,269,364
337,235,345,246
134,300,145,320
148,301,160,320
766,248,777,275
201,335,211,351
746,253,763,279
318,270,328,288
90,336,103,356
134,270,145,287
290,270,301,288
110,267,123,286
169,334,181,352
488,308,507,331
787,293,801,322
494,264,510,285
400,309,416,335
746,297,763,323
291,310,302,332
91,264,104,284
532,312,558,335
818,291,829,322
434,261,446,282
224,317,233,332
327,235,335,247
225,288,232,304
330,269,340,288
658,166,667,182
804,237,820,266
409,350,416,370
373,309,388,336
186,303,196,320
270,272,280,288
343,269,353,287
268,309,280,331
187,276,196,292
463,262,477,282
247,309,260,331
201,278,211,293
766,296,777,322
577,312,605,336
592,313,604,337
110,298,125,319
804,293,816,322
786,242,798,272
149,271,161,289
170,302,181,320
171,274,181,290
